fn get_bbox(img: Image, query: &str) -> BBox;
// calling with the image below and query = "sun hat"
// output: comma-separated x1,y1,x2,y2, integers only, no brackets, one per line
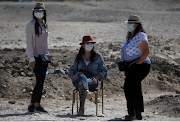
125,14,141,23
79,35,96,45
32,2,45,10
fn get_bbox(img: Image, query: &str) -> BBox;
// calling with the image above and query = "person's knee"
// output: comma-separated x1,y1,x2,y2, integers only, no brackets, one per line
76,72,86,78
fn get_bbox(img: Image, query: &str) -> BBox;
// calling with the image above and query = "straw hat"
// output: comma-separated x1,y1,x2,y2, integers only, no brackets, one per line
32,2,45,10
125,14,141,23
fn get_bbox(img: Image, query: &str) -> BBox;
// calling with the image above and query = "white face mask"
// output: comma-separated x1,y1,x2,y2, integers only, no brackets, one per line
127,24,135,32
85,44,94,51
34,12,44,19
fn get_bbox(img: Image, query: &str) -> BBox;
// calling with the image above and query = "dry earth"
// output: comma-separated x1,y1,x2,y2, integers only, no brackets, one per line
0,0,180,121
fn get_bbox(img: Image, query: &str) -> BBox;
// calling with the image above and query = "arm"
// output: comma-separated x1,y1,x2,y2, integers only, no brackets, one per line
25,21,35,63
67,59,78,79
136,40,150,64
96,54,108,81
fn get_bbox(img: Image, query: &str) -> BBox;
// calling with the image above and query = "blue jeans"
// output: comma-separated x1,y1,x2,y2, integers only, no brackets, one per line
73,72,98,107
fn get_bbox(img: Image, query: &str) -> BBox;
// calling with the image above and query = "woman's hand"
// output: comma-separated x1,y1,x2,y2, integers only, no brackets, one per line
91,75,100,83
71,75,74,82
29,61,36,69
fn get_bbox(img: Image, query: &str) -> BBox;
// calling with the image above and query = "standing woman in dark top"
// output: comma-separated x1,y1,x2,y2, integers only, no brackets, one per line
25,3,49,113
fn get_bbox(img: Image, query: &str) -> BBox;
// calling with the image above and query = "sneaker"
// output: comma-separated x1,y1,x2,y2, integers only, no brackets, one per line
86,90,93,100
76,109,84,116
35,105,47,113
125,114,136,121
136,112,142,120
28,105,35,113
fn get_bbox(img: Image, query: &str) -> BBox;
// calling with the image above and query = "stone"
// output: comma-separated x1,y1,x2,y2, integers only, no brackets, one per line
108,43,114,49
0,64,5,69
23,89,26,93
21,72,26,76
9,100,16,104
65,95,71,100
26,86,33,92
51,61,59,67
164,46,170,50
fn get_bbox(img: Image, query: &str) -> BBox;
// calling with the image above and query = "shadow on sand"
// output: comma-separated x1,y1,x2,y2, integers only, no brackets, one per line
56,114,94,120
108,117,125,121
0,112,33,118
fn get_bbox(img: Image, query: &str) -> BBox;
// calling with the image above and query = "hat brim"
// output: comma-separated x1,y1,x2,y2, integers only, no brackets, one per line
32,8,45,10
125,21,141,23
79,41,96,45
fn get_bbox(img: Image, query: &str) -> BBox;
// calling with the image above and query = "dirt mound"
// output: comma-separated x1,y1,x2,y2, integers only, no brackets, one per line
0,36,180,100
145,94,180,118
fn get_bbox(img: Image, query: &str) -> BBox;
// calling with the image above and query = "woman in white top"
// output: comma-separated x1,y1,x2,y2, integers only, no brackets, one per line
121,15,151,121
25,2,49,113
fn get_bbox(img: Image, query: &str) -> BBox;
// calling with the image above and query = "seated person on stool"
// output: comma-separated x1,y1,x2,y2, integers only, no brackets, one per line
68,35,108,116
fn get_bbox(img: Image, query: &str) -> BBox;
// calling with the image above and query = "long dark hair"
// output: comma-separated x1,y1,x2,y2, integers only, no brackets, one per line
126,23,146,40
75,46,97,64
32,10,48,37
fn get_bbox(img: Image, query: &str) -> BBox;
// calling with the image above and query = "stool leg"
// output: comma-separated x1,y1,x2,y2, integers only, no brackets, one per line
76,91,78,113
101,81,104,114
72,90,75,115
95,91,98,116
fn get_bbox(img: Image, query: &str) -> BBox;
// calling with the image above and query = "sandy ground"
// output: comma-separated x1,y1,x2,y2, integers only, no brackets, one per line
0,0,180,121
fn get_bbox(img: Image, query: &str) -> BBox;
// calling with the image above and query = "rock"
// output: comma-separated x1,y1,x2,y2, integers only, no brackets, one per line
57,37,63,40
110,55,115,59
21,72,26,76
18,60,27,66
97,114,105,117
42,89,46,94
42,95,46,98
108,43,114,49
164,46,170,50
26,86,33,92
112,46,120,51
13,72,19,78
65,95,71,100
51,61,59,67
9,100,16,104
111,63,116,69
12,57,20,62
54,67,66,75
23,89,26,93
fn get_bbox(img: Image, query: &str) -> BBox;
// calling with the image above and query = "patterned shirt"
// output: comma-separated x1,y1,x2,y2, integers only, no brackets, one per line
121,32,151,64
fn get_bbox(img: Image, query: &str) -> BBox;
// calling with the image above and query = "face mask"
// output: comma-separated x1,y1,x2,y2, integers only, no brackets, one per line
127,24,135,32
34,12,44,19
85,43,94,51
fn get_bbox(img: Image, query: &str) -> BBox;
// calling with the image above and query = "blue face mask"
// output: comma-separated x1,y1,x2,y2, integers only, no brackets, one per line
127,24,135,32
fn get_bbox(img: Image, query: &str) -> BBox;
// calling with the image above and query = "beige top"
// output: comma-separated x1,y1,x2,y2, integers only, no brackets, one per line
25,19,49,63
34,25,48,57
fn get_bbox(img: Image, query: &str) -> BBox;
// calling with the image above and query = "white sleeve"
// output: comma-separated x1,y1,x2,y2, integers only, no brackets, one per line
139,32,148,42
25,21,35,63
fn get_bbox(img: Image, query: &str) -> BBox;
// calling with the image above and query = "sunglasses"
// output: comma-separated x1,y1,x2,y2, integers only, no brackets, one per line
34,10,44,13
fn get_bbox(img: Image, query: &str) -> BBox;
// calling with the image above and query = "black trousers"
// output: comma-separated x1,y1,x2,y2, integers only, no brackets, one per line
31,56,48,103
124,63,150,115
